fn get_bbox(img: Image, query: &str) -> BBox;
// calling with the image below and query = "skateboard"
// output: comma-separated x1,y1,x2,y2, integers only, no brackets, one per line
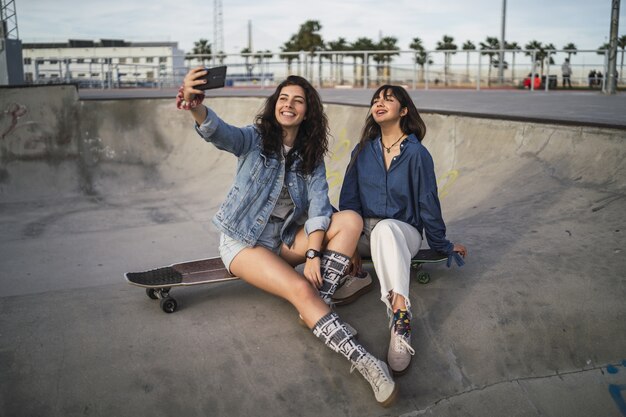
361,249,448,284
125,257,238,313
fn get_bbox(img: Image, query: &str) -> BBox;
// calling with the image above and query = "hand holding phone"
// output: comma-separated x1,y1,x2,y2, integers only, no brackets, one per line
196,66,227,90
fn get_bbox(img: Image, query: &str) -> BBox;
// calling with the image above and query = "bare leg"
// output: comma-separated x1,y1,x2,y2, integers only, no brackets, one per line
280,210,363,265
229,246,329,328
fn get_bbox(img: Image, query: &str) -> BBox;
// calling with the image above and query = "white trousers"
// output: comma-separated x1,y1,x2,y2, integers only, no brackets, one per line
357,218,422,318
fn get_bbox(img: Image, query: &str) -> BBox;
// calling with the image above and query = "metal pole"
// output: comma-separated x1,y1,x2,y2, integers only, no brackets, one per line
606,0,620,94
412,55,417,90
499,0,506,83
603,51,609,93
545,55,550,91
364,52,368,89
425,52,429,90
531,50,536,91
477,51,481,90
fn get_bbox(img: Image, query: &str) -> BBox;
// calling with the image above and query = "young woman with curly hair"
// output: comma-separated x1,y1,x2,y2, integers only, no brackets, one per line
179,68,397,406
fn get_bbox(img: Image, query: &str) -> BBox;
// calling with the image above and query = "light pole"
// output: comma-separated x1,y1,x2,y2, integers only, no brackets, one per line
498,0,506,83
606,0,620,94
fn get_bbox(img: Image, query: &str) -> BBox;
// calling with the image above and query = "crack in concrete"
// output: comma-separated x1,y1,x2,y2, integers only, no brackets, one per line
403,363,622,416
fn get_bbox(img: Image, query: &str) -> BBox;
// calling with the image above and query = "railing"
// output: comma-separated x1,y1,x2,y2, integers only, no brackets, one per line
24,49,625,92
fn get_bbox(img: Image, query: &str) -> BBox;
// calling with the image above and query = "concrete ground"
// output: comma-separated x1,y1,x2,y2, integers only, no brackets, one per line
1,85,625,417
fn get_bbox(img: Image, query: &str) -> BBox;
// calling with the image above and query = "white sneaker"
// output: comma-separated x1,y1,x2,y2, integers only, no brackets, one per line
387,329,415,375
331,271,373,306
351,353,398,406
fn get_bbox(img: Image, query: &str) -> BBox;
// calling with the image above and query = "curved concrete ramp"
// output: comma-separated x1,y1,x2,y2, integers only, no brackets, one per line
1,86,625,416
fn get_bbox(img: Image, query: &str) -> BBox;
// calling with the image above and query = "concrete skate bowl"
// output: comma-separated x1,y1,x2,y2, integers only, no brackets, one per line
1,85,625,416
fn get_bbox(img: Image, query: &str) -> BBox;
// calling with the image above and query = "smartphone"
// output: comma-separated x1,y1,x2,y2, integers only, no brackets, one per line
196,66,227,90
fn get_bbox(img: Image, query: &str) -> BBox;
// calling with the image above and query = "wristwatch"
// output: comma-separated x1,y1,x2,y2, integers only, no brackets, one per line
306,249,322,260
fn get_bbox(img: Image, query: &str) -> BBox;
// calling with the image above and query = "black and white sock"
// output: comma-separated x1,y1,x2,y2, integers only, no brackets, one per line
318,250,351,303
312,312,366,363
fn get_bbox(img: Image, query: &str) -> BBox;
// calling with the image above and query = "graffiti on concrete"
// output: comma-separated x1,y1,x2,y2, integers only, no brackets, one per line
1,103,28,141
608,361,626,416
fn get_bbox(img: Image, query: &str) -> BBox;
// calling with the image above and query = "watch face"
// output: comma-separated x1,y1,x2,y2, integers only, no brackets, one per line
306,249,319,259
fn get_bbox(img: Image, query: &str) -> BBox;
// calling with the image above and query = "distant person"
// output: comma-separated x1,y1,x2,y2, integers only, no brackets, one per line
177,68,397,406
588,70,596,88
561,58,572,88
337,85,467,375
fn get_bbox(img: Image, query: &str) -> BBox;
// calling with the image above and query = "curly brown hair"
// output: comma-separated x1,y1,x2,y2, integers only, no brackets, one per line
254,75,329,175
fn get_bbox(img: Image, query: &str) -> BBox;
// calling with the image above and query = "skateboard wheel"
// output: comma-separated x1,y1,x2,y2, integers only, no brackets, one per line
160,297,178,313
411,263,422,271
417,271,430,284
146,288,159,300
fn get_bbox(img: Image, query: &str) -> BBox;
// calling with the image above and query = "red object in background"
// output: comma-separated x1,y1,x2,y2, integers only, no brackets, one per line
523,74,541,89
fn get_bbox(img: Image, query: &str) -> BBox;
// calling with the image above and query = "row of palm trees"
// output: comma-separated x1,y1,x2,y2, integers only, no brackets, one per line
188,20,626,86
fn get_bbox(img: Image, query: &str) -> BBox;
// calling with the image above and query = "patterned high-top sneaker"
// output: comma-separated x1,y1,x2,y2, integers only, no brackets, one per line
313,312,397,406
387,309,415,375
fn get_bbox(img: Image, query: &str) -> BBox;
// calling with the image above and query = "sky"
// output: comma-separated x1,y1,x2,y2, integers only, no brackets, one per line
17,0,625,54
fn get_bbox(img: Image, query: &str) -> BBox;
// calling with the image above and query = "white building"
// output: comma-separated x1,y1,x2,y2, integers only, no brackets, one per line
21,39,186,87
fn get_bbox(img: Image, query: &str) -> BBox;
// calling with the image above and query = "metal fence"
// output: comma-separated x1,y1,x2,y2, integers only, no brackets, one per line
25,48,625,92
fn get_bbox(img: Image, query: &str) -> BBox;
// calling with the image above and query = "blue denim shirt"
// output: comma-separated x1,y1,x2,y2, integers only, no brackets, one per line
339,134,454,255
195,107,332,247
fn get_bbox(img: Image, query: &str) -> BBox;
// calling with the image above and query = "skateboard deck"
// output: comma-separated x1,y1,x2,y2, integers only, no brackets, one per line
125,257,239,313
361,248,448,284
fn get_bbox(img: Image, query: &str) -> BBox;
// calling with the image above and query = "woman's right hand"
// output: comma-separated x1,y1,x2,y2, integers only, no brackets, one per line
182,67,209,102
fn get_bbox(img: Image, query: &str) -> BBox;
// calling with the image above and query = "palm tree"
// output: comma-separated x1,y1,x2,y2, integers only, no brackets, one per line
436,35,457,85
254,50,273,82
280,38,299,75
351,37,376,87
524,40,550,76
327,37,349,84
563,43,578,61
462,41,476,82
506,41,521,84
241,47,253,77
480,37,500,86
409,37,431,83
374,36,399,83
187,39,212,66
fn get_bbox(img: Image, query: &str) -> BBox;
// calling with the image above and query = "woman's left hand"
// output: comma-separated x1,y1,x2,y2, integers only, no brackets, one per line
303,258,323,289
453,243,468,258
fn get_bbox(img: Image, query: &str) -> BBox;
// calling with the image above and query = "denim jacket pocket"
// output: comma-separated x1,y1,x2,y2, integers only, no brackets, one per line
251,153,280,184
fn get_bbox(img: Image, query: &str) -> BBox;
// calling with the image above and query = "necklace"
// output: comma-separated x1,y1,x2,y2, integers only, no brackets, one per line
381,134,405,153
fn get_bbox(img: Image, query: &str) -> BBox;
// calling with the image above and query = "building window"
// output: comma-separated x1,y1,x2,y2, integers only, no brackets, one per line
132,57,140,63
91,73,99,77
119,58,126,64
146,57,154,63
50,74,59,78
77,58,85,64
78,73,86,77
159,57,167,63
50,59,58,65
24,58,32,65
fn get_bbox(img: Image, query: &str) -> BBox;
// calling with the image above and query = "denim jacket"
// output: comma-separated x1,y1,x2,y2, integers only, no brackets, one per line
339,134,454,255
195,107,332,247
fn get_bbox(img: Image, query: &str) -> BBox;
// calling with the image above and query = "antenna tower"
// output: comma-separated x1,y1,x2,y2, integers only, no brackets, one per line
0,0,19,39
